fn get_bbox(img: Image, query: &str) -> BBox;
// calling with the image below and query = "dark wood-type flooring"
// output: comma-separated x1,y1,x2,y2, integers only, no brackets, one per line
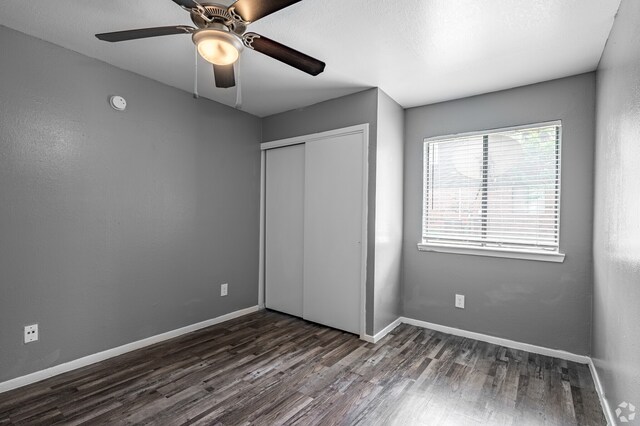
0,310,605,425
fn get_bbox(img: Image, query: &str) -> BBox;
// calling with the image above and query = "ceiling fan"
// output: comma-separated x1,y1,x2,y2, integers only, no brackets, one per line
95,0,326,89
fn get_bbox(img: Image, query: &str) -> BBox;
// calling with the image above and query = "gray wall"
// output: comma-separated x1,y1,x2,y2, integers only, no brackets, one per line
373,90,404,334
0,26,262,383
593,0,640,411
403,74,596,354
262,89,380,335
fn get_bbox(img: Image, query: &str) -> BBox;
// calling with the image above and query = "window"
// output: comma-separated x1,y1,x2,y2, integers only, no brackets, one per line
419,121,564,262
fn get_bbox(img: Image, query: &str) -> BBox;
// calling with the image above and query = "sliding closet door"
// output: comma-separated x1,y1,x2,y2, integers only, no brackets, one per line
303,133,364,334
265,144,305,317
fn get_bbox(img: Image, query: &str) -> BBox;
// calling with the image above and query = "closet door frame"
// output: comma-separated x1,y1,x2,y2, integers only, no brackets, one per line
258,124,370,339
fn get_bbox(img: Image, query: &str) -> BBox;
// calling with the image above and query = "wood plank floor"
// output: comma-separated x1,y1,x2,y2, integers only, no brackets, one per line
0,310,605,425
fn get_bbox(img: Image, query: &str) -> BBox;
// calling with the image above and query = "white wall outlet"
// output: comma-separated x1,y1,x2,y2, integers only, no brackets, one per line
455,294,465,309
24,324,38,343
220,283,228,297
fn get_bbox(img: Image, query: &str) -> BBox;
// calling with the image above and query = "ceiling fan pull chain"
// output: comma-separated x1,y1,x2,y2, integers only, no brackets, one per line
193,45,199,99
235,56,242,110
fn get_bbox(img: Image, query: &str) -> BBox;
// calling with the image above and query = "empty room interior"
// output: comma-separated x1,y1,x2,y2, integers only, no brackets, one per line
0,0,638,424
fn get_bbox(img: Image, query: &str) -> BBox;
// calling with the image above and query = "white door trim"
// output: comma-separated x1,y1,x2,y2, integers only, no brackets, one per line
261,124,370,150
358,126,369,339
259,124,369,338
258,150,266,309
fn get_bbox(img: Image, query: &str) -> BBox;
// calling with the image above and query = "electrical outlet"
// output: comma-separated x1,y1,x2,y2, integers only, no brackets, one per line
24,324,38,343
455,294,465,309
220,283,228,297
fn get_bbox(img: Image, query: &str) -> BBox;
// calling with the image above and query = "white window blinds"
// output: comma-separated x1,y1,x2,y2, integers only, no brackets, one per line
422,121,561,253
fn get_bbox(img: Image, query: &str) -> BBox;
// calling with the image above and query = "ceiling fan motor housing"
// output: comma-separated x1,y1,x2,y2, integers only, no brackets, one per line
190,3,246,34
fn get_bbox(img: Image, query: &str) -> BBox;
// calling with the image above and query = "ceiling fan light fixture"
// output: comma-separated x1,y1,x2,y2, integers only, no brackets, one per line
192,29,244,66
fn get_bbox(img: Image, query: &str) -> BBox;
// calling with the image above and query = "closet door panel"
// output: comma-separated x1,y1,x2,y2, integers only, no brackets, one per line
265,144,305,317
303,133,364,334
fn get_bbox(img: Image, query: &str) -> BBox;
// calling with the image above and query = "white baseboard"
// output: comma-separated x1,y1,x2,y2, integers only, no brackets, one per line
588,358,616,425
399,317,590,364
361,317,402,343
0,305,261,394
361,316,590,364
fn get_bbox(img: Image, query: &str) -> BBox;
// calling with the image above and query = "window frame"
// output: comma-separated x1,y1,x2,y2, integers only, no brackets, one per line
418,121,565,263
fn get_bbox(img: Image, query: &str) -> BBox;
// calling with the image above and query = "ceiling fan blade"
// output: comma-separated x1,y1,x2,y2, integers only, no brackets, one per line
229,0,302,23
95,26,194,42
170,0,201,9
213,64,236,88
243,33,325,76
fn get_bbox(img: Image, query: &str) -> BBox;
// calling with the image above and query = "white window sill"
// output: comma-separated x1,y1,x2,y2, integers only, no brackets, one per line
417,243,565,263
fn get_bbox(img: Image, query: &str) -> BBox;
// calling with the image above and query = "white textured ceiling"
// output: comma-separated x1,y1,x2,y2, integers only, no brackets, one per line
0,0,621,117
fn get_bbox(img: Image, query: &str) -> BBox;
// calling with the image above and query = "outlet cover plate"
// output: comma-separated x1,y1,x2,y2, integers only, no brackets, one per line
455,294,465,309
24,324,38,343
221,283,228,297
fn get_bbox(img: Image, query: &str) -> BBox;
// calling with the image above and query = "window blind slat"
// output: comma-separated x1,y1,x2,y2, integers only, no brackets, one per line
428,233,558,238
425,224,560,232
424,228,559,236
425,237,559,248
